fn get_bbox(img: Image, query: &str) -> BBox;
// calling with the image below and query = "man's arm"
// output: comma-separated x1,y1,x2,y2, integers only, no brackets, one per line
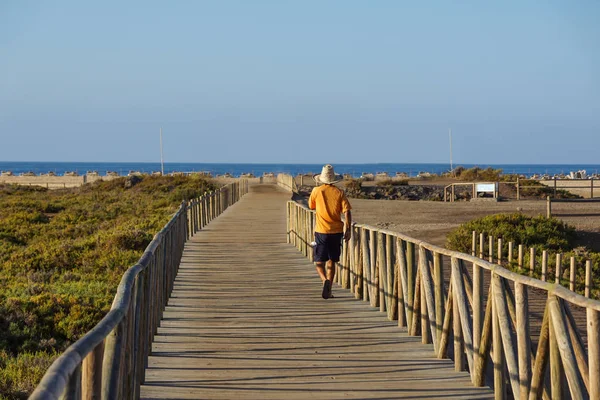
343,210,352,241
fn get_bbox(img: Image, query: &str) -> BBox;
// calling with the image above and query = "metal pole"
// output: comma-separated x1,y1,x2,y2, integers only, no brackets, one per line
160,127,164,176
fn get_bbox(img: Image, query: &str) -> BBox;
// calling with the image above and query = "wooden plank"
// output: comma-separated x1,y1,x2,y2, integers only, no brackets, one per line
378,232,386,312
549,303,564,399
370,229,378,307
419,247,438,351
529,304,550,400
563,302,590,391
492,274,520,399
397,238,411,328
361,228,371,303
452,258,474,376
548,296,586,400
438,280,453,360
473,262,483,376
453,280,464,372
474,285,493,387
588,309,600,400
434,252,444,354
515,283,532,400
386,234,395,321
492,285,506,400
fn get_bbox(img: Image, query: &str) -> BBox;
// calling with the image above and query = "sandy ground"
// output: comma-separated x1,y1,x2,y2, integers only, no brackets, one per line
349,198,600,250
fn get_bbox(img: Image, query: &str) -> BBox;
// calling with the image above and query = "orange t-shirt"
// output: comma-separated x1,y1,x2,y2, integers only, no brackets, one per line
308,184,352,234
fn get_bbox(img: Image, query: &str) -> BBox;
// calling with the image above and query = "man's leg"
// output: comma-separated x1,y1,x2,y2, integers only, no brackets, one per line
326,260,335,282
315,261,327,282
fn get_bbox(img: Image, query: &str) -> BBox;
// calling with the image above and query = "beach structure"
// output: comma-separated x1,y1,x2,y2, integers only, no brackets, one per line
361,172,374,180
30,176,600,400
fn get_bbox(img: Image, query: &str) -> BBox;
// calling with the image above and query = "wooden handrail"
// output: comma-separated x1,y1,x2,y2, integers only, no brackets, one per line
30,180,249,400
287,200,600,399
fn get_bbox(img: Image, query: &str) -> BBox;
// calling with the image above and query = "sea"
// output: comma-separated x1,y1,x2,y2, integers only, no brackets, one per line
1,161,599,178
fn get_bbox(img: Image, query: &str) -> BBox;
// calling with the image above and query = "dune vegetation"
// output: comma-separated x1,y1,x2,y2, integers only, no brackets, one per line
0,175,216,399
446,213,600,297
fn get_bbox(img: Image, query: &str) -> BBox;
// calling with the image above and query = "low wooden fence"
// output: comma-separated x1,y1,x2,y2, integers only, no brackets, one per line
547,197,600,218
287,201,600,399
471,230,597,297
444,178,598,202
276,173,297,193
30,180,248,400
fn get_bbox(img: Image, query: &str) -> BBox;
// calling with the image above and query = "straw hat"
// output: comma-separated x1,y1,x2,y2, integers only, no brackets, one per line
313,164,343,185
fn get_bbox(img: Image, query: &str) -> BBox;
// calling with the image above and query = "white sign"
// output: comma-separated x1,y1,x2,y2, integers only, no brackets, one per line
476,183,496,193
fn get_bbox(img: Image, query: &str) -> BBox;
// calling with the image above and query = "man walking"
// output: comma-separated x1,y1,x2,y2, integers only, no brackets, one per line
308,164,352,299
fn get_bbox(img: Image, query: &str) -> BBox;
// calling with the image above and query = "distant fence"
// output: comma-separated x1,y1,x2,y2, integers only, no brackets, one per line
30,180,248,400
276,173,297,193
444,178,599,202
547,196,600,218
471,231,600,297
287,201,600,399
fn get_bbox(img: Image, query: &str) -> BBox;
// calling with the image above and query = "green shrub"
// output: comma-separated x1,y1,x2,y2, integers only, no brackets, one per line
446,213,577,254
453,166,503,181
0,350,58,400
0,176,217,396
376,179,408,186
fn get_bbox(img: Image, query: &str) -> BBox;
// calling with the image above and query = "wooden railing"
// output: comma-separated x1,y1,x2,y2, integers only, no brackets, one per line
30,180,248,400
287,201,600,399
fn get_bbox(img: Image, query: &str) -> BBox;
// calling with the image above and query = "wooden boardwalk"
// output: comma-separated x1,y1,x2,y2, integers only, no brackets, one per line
140,185,494,399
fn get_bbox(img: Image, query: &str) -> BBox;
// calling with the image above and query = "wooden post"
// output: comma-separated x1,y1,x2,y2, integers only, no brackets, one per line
434,252,444,351
585,260,592,298
529,305,550,399
588,307,600,400
592,178,594,199
497,238,502,265
492,279,506,399
547,195,552,218
549,303,563,399
555,253,562,285
548,297,586,399
480,233,485,259
370,230,378,308
553,178,557,197
492,274,520,398
378,232,386,312
472,231,476,256
518,244,523,271
82,342,104,399
385,234,395,321
530,248,535,276
453,280,464,372
407,242,415,325
473,262,483,382
508,242,513,265
570,257,576,292
517,176,520,200
398,239,410,327
489,235,493,262
515,283,531,400
541,250,548,282
361,228,370,302
419,247,436,347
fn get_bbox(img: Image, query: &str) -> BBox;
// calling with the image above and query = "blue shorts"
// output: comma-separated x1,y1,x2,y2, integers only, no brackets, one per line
313,232,343,263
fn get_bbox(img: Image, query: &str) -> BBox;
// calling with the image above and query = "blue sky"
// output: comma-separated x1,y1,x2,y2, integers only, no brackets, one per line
1,1,598,163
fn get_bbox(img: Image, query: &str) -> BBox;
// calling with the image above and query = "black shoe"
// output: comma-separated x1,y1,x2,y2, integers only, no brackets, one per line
322,280,332,299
